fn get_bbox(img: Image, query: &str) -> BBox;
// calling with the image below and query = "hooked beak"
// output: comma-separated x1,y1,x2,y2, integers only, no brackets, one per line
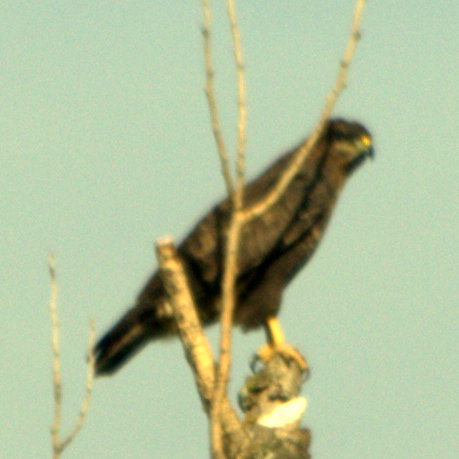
345,134,374,174
361,134,374,159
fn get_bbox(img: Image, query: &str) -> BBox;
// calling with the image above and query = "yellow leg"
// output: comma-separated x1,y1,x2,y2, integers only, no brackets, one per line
266,316,285,346
257,317,308,371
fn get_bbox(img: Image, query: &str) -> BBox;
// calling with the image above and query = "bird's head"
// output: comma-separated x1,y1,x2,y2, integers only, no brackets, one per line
327,119,374,174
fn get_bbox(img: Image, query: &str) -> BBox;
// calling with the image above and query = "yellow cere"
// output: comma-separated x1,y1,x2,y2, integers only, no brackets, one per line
361,135,372,147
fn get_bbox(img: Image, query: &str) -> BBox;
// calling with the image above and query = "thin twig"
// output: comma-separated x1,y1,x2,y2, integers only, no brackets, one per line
240,0,368,223
202,0,238,452
202,0,234,196
48,255,95,458
210,212,242,458
59,320,95,452
49,254,62,458
210,0,248,456
226,0,247,192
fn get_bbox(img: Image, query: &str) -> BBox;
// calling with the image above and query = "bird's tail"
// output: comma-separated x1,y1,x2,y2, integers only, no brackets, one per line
94,300,173,376
94,307,149,375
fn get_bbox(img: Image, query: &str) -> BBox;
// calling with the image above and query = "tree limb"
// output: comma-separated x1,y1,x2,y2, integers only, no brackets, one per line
48,255,95,458
202,0,234,196
156,237,247,456
240,0,368,223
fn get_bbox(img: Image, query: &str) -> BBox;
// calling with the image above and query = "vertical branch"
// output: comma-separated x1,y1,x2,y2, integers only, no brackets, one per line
202,1,366,456
202,0,234,196
202,1,237,454
58,321,95,452
211,1,248,457
49,254,62,458
210,214,242,458
226,0,247,191
48,255,95,458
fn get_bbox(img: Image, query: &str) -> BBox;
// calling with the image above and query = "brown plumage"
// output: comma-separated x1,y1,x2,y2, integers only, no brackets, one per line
95,119,373,375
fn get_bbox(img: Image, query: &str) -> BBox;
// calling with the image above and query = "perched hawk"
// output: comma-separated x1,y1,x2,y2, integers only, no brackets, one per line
95,119,373,375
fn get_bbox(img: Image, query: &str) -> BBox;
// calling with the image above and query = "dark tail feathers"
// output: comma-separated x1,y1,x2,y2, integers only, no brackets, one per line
94,302,171,376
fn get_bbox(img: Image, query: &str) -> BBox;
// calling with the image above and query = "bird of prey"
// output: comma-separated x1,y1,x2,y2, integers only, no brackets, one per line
95,119,373,375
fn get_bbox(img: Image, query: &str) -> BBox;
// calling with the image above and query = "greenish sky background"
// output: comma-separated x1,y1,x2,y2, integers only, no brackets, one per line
1,1,457,457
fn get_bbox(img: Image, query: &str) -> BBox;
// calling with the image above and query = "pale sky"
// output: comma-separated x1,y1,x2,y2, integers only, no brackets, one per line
1,1,458,458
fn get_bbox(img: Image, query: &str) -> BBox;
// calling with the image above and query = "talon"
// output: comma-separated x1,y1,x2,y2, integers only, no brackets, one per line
302,366,312,382
257,342,308,371
249,353,264,373
256,317,308,372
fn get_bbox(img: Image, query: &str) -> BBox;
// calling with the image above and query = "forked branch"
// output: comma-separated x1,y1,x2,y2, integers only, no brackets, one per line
241,0,368,222
48,255,95,458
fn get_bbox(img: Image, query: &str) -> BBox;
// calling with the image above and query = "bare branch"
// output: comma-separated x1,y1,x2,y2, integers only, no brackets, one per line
49,254,62,458
156,237,216,408
48,255,95,458
202,0,234,196
240,0,368,223
156,237,246,457
203,1,368,456
211,212,243,458
226,0,247,191
59,320,95,452
210,0,248,456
